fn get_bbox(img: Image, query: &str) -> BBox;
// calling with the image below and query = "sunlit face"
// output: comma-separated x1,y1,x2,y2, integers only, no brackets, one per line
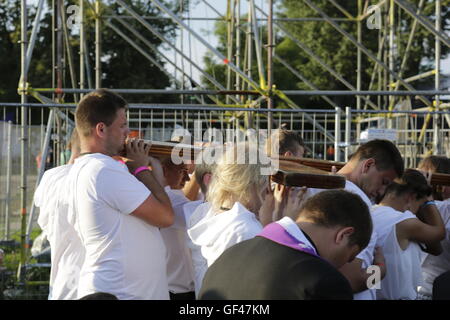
164,163,189,190
105,108,130,156
250,179,270,213
359,161,398,204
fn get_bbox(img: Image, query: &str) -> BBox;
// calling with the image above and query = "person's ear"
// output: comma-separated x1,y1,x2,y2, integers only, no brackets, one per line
283,151,293,157
95,123,106,137
203,173,212,187
335,227,355,245
361,158,376,174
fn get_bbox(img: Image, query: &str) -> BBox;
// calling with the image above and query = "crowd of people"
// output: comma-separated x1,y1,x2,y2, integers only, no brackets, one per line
34,89,450,300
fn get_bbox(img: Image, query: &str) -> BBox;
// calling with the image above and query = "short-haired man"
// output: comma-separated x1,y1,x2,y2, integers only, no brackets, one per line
34,129,83,300
199,190,372,300
67,89,174,299
303,139,404,299
333,139,404,299
266,128,305,158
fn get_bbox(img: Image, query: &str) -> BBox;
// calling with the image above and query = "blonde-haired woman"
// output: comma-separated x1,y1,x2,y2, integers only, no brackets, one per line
187,142,272,296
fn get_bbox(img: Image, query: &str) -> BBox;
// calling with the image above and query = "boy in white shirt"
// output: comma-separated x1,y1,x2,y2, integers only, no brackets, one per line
372,169,445,299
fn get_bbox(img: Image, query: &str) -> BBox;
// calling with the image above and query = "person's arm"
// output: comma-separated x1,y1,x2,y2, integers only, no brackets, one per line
339,248,386,293
339,259,372,293
126,140,174,228
397,202,445,256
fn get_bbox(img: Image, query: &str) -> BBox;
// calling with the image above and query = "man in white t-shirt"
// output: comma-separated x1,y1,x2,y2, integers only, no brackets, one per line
34,129,83,300
337,140,404,300
68,89,174,300
306,140,404,300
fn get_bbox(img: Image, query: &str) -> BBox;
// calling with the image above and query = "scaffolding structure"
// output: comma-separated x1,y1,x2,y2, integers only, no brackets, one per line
1,0,450,286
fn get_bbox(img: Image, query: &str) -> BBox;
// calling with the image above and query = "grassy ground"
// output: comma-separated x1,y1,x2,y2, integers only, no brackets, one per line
1,228,50,300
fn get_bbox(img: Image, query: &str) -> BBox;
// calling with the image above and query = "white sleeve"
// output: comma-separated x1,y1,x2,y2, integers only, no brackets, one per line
35,171,53,232
97,166,151,215
356,230,378,268
436,200,450,226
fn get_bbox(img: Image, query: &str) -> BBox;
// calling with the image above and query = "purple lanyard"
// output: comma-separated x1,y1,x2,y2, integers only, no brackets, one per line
258,222,320,258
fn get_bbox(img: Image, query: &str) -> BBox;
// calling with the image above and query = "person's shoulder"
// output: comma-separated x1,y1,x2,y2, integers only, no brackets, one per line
314,268,353,299
231,211,262,234
290,255,352,298
82,154,127,175
41,164,71,181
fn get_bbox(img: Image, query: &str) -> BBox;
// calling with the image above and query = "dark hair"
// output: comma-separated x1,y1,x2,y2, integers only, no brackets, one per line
266,129,304,156
79,292,118,300
418,156,450,174
418,156,450,200
384,168,432,200
75,89,127,137
299,190,372,250
352,139,404,178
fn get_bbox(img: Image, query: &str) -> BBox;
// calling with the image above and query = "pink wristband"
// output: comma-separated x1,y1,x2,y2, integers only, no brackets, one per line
133,166,150,176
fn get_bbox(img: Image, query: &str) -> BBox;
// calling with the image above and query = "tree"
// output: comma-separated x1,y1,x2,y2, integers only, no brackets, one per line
201,0,450,109
0,0,183,124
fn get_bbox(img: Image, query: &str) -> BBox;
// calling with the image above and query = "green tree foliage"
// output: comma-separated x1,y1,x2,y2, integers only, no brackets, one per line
202,0,450,109
0,0,182,123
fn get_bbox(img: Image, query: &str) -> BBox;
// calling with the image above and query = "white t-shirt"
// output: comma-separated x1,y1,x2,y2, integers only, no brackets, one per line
35,164,85,300
419,199,450,297
187,202,263,297
372,205,422,300
305,180,378,300
67,153,169,300
160,187,195,294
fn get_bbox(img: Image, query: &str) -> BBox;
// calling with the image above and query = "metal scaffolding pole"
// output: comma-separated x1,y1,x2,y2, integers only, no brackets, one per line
254,4,379,111
303,0,433,111
112,0,240,105
388,0,425,111
4,122,13,240
61,3,78,103
79,0,85,95
25,0,45,76
146,0,334,142
105,20,219,109
357,0,362,136
249,0,266,89
267,0,274,133
25,110,55,248
335,107,342,162
433,0,441,155
95,0,102,88
19,0,29,277
274,54,339,109
345,107,351,161
394,0,450,48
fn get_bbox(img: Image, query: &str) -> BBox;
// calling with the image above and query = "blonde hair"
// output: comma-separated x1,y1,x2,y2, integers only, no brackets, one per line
206,142,269,213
